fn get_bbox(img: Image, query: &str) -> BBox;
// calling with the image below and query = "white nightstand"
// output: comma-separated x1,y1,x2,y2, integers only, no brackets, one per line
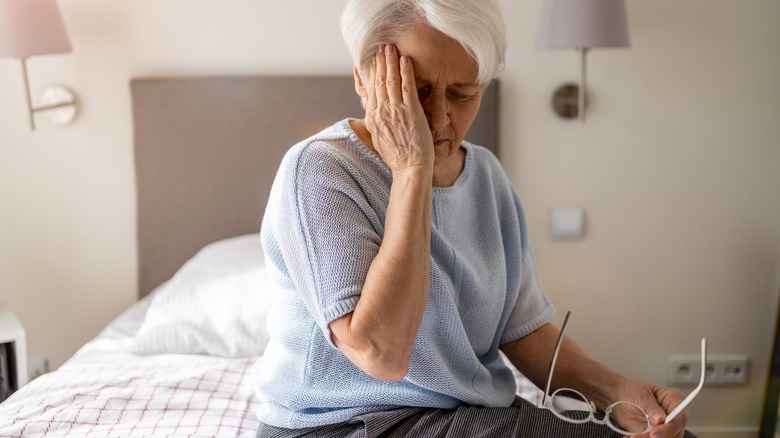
0,302,27,395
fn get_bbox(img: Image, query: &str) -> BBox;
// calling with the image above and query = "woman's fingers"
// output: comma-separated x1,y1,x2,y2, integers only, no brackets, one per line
384,45,403,105
370,44,415,111
399,55,417,107
374,45,389,105
365,55,377,113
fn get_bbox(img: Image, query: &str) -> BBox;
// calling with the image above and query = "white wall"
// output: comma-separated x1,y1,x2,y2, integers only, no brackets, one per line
0,0,778,434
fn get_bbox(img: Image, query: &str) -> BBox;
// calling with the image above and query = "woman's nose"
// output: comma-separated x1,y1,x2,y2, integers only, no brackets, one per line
423,93,449,131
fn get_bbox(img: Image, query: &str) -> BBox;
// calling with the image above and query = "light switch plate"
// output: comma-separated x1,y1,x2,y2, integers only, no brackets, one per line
551,208,585,238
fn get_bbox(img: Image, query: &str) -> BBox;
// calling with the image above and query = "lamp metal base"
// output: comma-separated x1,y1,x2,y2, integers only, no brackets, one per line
551,83,583,120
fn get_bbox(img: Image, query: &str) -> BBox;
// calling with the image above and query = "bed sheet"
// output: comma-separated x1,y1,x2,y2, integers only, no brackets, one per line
0,297,261,437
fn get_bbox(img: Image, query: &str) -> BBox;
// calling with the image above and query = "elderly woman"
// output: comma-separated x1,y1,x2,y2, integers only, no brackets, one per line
253,0,695,437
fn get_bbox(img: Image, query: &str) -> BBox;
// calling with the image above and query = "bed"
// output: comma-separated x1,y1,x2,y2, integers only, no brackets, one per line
0,76,537,437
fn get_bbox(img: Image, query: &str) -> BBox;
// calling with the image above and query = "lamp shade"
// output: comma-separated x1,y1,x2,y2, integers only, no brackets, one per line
0,0,71,58
536,0,630,49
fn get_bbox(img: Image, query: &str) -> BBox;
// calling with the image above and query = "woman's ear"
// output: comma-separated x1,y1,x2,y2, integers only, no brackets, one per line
353,66,368,110
353,65,367,99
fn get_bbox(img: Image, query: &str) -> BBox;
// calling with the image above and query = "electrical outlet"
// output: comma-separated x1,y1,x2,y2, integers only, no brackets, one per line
28,356,49,381
667,355,749,386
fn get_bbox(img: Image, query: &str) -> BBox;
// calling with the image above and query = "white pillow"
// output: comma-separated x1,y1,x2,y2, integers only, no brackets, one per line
131,233,273,357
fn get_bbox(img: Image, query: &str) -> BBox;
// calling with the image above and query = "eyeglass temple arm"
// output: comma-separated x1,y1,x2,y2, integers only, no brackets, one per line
665,338,707,424
541,311,571,407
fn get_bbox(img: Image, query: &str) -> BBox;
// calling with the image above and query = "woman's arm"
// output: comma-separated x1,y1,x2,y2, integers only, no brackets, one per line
330,168,431,381
502,324,690,438
502,324,627,410
330,44,435,381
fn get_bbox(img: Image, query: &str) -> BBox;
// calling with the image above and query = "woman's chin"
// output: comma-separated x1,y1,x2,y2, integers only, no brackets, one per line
433,140,456,164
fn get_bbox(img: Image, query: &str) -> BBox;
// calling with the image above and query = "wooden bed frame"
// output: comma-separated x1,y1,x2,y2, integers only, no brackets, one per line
130,76,499,298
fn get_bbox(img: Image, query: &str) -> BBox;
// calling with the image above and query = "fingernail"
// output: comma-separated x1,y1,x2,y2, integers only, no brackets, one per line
400,56,409,65
377,44,385,54
385,44,394,55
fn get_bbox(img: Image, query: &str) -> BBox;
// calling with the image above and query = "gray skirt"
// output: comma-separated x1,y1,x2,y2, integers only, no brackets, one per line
256,397,698,438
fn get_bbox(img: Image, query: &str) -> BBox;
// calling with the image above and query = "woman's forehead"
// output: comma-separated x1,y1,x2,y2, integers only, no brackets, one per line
396,24,479,86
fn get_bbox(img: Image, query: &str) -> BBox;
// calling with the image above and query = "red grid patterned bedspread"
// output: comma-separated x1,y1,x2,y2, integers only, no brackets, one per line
0,356,260,437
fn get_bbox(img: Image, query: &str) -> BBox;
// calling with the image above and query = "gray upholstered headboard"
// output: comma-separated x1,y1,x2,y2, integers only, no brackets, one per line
131,76,499,297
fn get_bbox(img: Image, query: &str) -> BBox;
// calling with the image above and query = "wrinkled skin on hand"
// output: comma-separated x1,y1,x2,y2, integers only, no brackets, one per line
362,44,435,178
615,380,688,438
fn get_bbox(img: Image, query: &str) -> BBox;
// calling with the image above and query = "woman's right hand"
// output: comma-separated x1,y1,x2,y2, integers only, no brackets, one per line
363,44,435,178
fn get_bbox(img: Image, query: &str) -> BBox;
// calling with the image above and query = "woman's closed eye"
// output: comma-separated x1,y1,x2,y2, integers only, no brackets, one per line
417,85,432,98
416,85,479,102
446,90,479,102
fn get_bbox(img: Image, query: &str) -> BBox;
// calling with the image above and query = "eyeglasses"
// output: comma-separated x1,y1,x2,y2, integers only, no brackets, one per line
538,311,707,435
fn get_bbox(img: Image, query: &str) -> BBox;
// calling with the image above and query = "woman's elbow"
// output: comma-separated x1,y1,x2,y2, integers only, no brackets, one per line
355,348,410,382
358,350,409,382
331,328,411,381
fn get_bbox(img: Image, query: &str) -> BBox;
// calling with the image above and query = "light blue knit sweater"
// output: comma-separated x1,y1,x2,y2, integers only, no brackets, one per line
252,119,554,429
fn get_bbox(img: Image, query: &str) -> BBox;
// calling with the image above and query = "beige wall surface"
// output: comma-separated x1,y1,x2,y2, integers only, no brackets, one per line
0,0,778,435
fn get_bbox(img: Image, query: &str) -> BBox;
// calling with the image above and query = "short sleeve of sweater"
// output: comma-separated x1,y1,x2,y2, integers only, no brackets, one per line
500,186,555,344
261,139,385,346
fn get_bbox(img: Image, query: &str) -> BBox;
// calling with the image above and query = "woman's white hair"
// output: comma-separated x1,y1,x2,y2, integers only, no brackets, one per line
340,0,506,86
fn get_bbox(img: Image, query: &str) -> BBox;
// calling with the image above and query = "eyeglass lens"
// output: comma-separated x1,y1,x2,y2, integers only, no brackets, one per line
550,390,589,421
550,390,650,435
606,401,651,435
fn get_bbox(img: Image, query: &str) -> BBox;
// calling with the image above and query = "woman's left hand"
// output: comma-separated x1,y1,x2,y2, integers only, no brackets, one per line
616,380,688,438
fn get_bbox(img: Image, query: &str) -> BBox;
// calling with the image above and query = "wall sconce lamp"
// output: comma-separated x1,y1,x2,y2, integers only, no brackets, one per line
536,0,630,122
0,0,77,131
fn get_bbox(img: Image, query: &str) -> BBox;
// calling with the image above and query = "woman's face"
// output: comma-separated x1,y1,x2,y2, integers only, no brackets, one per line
394,23,483,166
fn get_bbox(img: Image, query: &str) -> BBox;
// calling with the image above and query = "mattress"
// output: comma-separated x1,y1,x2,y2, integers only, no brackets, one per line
0,295,261,437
